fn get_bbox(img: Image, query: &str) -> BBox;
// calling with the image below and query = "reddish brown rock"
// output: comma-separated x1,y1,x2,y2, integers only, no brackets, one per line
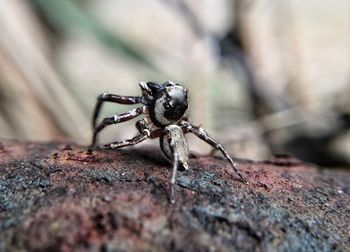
0,141,349,251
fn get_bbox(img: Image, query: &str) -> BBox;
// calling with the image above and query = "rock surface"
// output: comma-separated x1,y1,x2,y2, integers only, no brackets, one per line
0,141,349,251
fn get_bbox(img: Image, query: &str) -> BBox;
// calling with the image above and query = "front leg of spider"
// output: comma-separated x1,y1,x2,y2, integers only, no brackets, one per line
161,125,189,204
170,151,180,204
181,121,248,184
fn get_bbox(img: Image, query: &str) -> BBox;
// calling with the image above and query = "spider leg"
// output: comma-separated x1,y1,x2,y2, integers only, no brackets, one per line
92,92,149,129
91,107,143,147
180,121,248,184
162,125,189,204
170,151,179,204
96,119,150,150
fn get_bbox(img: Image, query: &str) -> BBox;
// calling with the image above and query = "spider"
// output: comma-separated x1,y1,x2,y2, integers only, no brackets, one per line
90,80,247,203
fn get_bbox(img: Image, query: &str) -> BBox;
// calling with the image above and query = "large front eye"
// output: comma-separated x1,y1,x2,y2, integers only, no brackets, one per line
164,102,171,109
164,101,174,110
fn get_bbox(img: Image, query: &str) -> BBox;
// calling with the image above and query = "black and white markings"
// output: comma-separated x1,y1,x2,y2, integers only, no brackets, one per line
91,81,246,203
150,81,188,127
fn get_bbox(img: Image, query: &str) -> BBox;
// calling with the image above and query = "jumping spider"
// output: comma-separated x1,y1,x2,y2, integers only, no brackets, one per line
90,80,246,203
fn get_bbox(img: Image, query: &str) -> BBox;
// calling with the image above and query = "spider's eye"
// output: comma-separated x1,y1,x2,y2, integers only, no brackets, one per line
164,101,173,109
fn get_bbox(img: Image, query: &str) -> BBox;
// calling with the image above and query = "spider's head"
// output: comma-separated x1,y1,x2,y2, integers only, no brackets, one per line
140,81,188,127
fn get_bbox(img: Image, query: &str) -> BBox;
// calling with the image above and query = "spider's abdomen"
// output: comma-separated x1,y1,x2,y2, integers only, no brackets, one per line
160,125,189,170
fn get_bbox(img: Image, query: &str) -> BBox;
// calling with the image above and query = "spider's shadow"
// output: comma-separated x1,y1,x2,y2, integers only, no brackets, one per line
127,146,199,170
124,146,170,166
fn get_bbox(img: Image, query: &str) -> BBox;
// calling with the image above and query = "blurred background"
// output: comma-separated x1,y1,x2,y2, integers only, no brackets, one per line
0,0,349,168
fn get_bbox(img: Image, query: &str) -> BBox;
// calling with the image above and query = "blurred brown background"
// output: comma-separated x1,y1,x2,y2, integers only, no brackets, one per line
0,0,349,168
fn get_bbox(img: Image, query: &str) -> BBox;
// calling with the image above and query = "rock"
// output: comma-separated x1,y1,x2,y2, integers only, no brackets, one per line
0,141,349,251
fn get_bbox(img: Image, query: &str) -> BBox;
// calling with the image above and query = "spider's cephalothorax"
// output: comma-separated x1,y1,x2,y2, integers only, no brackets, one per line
91,80,246,203
147,81,188,127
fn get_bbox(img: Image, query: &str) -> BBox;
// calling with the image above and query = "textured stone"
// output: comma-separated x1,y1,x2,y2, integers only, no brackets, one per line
0,141,349,251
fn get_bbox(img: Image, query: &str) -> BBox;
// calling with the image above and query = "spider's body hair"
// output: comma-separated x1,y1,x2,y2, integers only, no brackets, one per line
143,106,159,132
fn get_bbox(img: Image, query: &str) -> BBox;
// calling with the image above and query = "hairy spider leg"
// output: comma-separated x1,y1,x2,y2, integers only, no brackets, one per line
170,151,179,204
92,93,149,129
91,107,144,147
96,119,150,150
181,121,248,184
161,125,189,204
